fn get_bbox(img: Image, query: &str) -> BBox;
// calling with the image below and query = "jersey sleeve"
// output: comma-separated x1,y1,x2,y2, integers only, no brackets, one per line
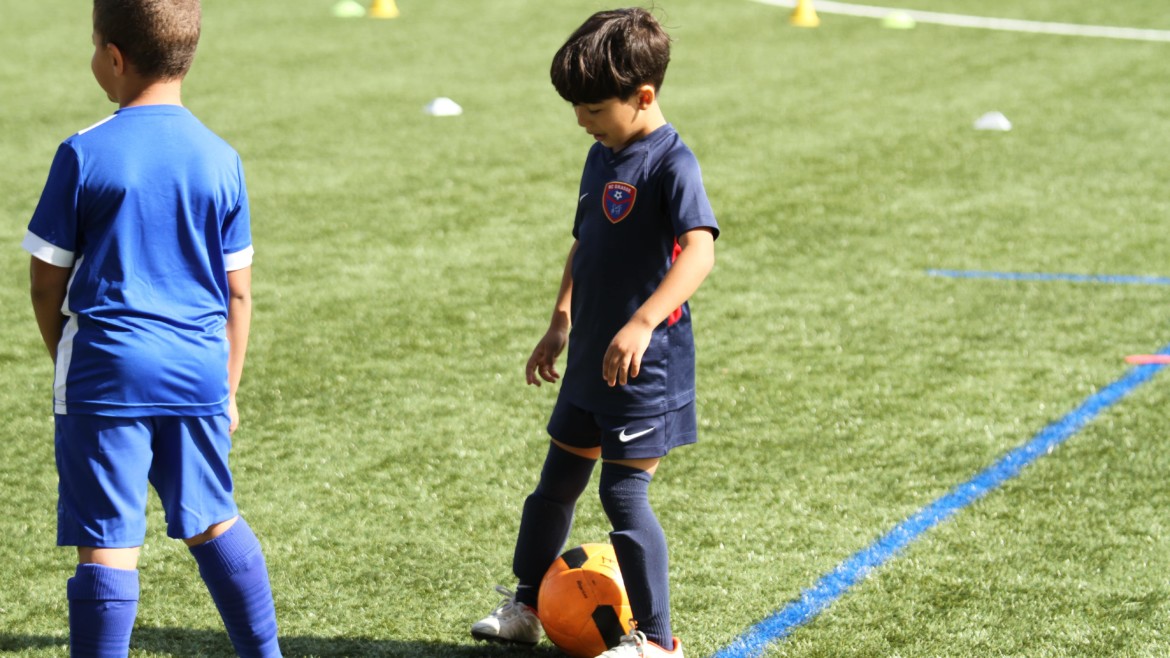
664,149,720,240
571,188,587,240
222,155,253,271
24,142,82,267
571,155,594,240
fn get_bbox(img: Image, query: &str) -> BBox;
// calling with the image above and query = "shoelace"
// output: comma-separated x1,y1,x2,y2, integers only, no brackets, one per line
603,629,648,656
490,585,521,616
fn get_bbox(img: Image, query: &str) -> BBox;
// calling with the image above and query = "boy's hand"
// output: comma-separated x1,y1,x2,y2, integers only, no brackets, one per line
600,228,715,387
526,327,569,386
29,257,71,361
603,319,654,387
228,396,240,434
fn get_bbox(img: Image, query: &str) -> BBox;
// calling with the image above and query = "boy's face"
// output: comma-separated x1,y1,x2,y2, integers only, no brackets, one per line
573,86,657,152
90,30,118,102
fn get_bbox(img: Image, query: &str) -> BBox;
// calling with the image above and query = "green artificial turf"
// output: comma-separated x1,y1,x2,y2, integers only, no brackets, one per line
3,1,1170,656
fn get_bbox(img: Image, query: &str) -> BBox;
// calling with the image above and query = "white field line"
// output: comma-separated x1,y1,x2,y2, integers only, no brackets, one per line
752,0,1170,42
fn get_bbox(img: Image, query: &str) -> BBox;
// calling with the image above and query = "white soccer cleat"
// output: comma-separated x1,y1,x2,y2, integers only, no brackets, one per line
595,629,684,657
470,585,543,646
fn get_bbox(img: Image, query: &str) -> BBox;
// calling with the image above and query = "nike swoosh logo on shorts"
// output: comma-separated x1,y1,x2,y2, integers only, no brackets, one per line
618,426,655,442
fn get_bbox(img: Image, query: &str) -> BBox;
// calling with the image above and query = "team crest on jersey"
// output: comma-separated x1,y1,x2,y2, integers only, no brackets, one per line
603,181,637,224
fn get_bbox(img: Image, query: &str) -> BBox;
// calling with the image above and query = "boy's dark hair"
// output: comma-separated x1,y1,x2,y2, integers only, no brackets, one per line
551,7,671,105
93,0,201,80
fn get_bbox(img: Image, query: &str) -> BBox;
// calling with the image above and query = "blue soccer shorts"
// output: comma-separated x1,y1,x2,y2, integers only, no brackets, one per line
547,399,698,461
55,414,239,547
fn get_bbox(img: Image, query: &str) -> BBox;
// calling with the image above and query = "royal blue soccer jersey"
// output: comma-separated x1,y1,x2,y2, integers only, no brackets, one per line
22,105,252,417
559,123,719,417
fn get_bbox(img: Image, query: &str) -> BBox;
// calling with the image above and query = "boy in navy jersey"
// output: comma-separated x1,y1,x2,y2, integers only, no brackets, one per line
472,8,718,658
24,2,280,656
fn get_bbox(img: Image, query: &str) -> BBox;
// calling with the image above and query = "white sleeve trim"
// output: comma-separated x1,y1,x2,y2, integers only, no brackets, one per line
22,231,75,267
225,245,254,271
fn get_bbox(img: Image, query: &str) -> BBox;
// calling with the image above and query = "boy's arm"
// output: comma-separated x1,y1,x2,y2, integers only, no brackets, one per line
226,266,252,434
29,257,71,361
526,240,577,386
602,227,716,387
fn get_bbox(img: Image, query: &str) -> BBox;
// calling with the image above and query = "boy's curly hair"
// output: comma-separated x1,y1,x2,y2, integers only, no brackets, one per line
93,0,201,80
551,7,671,105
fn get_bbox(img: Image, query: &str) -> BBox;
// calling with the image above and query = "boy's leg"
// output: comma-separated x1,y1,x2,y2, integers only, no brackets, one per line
150,416,280,658
67,562,140,658
187,517,281,658
473,440,596,644
599,462,673,648
512,440,598,605
56,415,153,658
595,402,696,651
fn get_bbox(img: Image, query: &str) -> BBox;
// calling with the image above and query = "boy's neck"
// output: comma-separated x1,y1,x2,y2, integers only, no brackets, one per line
614,104,667,153
118,78,184,108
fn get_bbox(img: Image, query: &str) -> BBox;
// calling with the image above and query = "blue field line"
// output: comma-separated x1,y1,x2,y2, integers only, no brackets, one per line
711,350,1170,658
927,269,1170,286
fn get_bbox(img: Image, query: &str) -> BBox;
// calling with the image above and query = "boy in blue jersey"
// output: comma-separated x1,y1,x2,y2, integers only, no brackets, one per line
24,2,281,656
472,8,718,658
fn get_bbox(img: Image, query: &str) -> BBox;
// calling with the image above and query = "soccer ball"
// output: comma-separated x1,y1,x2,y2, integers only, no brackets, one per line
538,543,633,658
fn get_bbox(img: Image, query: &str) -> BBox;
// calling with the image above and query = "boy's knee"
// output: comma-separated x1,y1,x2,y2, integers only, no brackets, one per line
68,563,140,604
183,515,240,547
598,462,654,525
551,438,601,461
533,442,596,504
77,547,141,570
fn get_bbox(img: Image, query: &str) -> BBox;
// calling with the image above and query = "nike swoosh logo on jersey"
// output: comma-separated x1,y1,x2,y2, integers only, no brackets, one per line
618,426,655,442
579,193,589,203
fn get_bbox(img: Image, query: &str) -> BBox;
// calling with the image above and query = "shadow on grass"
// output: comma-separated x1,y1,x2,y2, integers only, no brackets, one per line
0,627,569,657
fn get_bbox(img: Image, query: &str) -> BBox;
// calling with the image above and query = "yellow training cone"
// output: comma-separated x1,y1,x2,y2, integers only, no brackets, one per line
790,0,820,27
369,0,399,18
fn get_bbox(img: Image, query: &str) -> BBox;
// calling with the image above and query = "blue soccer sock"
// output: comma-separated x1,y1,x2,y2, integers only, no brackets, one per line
188,517,282,658
512,443,596,607
600,463,672,648
67,563,140,658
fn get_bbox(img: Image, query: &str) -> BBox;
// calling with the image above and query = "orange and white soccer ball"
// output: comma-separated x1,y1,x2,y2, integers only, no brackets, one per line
538,543,633,658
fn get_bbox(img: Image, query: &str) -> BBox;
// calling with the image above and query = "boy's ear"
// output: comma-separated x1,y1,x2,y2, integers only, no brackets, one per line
636,84,656,109
105,42,127,77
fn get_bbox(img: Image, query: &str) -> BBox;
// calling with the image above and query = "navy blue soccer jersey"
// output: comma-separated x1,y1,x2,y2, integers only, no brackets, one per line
22,105,252,417
560,123,719,417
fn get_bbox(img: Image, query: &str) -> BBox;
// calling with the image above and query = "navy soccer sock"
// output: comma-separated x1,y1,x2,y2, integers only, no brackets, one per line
188,518,282,658
67,563,140,658
512,443,596,608
600,463,672,648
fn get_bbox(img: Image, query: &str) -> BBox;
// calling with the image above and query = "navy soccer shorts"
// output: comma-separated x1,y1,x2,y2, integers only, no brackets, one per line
55,414,239,547
547,399,698,461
